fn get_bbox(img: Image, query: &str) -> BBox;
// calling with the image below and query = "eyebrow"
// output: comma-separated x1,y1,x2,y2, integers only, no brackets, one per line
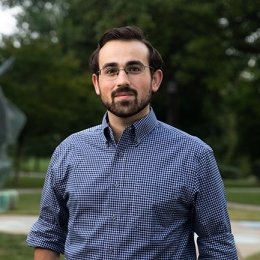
101,62,117,69
126,60,143,66
101,60,143,69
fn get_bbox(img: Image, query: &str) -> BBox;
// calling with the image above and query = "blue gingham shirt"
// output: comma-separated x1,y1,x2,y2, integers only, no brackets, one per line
27,109,238,259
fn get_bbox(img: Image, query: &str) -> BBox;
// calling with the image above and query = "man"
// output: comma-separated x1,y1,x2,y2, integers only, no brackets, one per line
27,26,238,259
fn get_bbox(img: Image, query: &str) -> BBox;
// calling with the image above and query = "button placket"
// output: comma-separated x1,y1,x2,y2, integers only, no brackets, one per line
107,136,131,257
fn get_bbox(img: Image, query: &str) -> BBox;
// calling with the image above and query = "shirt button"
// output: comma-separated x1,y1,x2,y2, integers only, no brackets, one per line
118,151,124,157
114,181,119,188
111,214,117,221
108,248,115,254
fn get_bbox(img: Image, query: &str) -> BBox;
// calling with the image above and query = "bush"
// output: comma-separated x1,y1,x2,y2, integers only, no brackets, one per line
252,159,260,181
219,164,241,179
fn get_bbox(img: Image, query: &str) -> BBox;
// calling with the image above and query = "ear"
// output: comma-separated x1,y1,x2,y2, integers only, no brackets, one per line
151,69,163,93
92,74,100,95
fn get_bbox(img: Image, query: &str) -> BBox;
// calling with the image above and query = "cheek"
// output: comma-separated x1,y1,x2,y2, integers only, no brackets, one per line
141,79,153,93
132,77,152,89
98,83,113,99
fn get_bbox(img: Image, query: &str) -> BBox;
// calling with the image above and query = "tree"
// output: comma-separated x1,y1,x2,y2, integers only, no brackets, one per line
0,0,259,178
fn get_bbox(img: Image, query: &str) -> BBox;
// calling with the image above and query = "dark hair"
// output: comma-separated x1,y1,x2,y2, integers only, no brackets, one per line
89,26,163,74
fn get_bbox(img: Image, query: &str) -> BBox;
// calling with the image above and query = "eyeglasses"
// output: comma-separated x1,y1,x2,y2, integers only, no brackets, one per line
97,63,153,81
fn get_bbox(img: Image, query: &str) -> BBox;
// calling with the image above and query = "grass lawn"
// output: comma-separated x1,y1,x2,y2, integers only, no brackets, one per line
0,233,65,260
226,188,260,206
0,233,33,260
12,192,42,215
1,191,41,215
225,188,260,221
228,207,260,221
247,253,260,260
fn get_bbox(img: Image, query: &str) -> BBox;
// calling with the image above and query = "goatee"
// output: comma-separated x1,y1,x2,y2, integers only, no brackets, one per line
101,85,152,118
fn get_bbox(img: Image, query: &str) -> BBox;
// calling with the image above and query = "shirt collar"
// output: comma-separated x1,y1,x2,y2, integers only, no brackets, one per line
101,108,158,145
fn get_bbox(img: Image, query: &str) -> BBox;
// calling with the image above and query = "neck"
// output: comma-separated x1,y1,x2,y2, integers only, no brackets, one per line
108,106,150,141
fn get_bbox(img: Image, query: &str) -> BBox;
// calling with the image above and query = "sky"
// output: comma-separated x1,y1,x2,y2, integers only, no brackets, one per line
0,4,21,35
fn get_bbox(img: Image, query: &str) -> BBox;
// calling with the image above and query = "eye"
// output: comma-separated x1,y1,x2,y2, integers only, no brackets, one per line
126,64,143,74
103,67,118,76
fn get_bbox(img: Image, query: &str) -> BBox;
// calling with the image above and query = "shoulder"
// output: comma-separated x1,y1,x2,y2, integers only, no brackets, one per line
64,125,102,143
52,124,103,158
155,121,213,154
155,122,219,177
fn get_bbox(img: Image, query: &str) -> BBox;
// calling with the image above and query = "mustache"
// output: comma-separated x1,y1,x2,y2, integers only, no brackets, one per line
112,86,137,98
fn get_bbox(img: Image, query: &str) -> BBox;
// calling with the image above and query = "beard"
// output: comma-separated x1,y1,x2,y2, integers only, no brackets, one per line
100,85,152,118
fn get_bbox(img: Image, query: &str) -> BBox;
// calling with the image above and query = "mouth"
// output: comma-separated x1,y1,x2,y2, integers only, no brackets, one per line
113,87,137,100
114,93,135,102
114,92,135,97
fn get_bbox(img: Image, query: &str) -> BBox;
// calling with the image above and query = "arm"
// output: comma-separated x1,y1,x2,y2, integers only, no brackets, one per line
34,248,60,260
193,148,238,259
27,147,68,255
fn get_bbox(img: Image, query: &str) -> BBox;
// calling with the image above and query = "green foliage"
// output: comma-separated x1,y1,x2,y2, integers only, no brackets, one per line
0,0,259,177
1,38,104,156
19,157,49,172
252,160,260,180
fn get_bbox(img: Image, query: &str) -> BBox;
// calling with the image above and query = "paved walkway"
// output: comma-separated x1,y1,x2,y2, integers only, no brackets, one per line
232,221,260,259
0,215,259,259
0,215,37,235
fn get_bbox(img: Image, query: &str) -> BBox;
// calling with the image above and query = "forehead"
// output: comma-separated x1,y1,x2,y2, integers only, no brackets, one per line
99,40,149,67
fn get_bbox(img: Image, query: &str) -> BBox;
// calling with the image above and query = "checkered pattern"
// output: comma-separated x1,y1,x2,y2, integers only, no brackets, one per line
27,109,238,259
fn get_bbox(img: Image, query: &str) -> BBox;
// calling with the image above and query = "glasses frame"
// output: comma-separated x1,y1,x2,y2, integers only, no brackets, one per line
97,62,154,81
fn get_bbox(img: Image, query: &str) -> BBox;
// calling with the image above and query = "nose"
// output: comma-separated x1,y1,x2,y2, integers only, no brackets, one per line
116,69,130,85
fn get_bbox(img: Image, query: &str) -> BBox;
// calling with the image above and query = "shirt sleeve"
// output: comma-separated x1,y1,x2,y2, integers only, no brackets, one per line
26,148,69,254
192,148,238,259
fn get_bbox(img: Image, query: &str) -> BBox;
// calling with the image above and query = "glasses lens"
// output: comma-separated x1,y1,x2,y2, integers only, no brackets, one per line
103,66,118,76
99,63,148,81
125,64,144,74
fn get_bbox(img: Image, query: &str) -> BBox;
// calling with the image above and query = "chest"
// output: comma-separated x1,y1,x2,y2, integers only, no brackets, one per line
64,142,196,217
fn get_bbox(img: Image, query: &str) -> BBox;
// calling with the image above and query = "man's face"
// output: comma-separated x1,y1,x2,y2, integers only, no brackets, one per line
92,40,162,118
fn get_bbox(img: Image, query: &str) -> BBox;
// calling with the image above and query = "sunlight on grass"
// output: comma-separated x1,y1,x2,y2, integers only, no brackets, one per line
228,207,260,221
246,252,260,260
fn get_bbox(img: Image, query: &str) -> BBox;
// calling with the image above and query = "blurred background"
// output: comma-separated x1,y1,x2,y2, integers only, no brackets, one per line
0,1,259,259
